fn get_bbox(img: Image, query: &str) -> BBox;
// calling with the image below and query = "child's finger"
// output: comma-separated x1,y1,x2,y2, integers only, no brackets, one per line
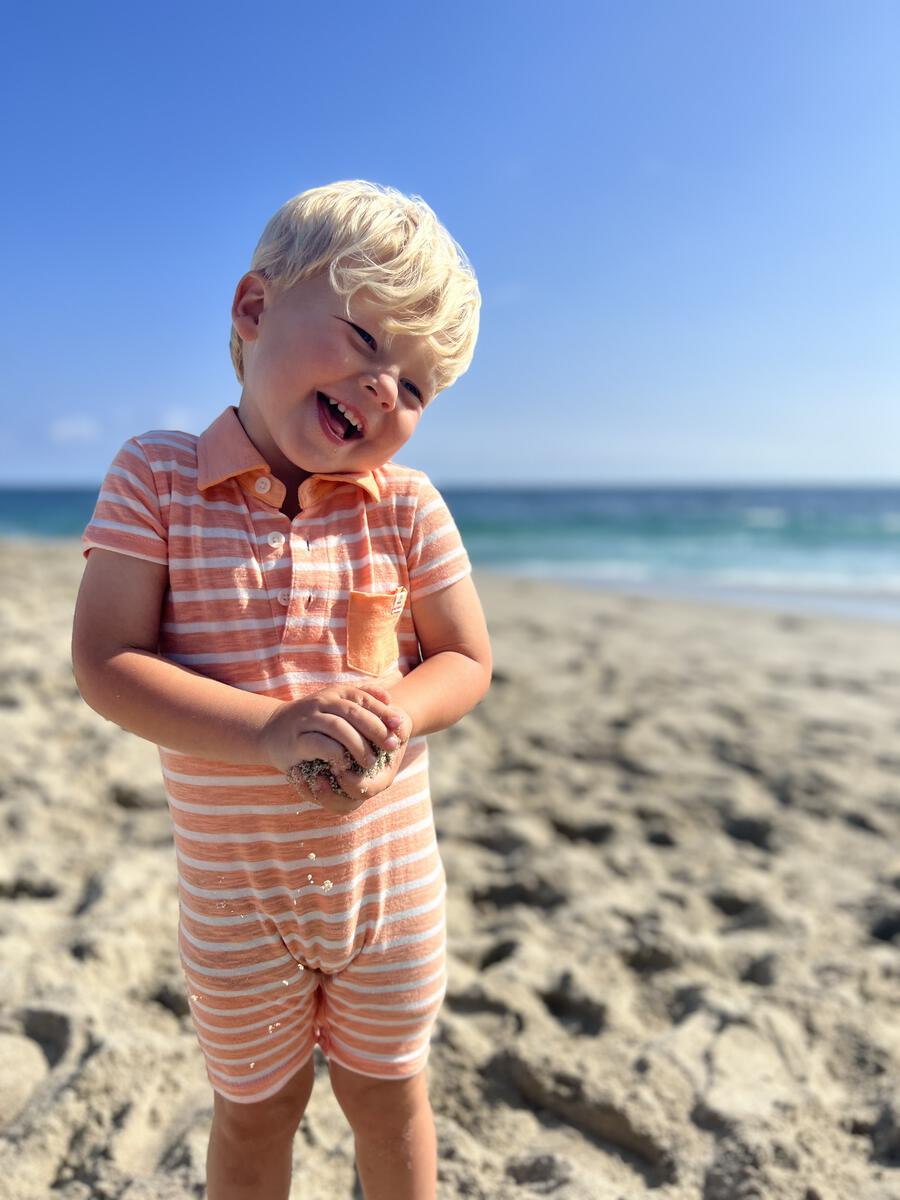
351,687,404,730
314,695,403,758
298,712,385,770
306,780,366,815
354,684,392,704
286,749,369,814
293,731,346,766
332,764,383,804
345,688,406,736
312,763,376,812
287,763,329,804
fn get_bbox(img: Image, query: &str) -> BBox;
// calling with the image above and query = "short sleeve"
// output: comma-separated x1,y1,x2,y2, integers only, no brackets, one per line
81,437,169,565
406,476,472,600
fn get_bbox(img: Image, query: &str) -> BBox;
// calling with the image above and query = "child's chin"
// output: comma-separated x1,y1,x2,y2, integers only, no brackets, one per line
348,450,380,471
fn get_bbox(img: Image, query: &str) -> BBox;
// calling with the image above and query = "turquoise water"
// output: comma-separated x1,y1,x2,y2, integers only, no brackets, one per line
3,484,900,621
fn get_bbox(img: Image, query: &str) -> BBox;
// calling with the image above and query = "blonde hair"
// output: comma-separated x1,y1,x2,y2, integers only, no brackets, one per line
230,180,480,394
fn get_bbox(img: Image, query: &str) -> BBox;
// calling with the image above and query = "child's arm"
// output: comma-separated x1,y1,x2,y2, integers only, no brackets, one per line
383,574,493,736
72,549,403,770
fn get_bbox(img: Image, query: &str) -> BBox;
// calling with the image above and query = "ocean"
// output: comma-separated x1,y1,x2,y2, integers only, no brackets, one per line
3,484,899,622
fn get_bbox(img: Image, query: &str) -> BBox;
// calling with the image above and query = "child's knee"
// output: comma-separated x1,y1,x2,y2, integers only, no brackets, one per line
212,1054,316,1143
328,1060,430,1131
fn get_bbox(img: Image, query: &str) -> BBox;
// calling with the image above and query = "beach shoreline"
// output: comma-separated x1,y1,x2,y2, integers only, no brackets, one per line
6,529,900,625
2,538,899,1198
486,567,900,626
4,476,900,628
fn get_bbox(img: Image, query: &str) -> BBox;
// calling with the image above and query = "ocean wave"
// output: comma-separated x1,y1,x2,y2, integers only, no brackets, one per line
742,507,787,529
492,559,654,583
480,558,900,598
705,568,900,597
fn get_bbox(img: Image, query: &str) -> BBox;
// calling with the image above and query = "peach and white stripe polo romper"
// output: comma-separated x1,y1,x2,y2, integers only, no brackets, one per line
82,405,472,1103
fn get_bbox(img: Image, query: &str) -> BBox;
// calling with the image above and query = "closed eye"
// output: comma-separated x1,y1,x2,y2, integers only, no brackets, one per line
350,322,377,351
347,320,424,402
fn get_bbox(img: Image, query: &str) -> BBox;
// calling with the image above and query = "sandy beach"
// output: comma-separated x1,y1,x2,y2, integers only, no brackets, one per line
1,538,899,1200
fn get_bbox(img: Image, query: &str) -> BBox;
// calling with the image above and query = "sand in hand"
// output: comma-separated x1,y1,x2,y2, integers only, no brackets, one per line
286,742,394,801
1,542,899,1199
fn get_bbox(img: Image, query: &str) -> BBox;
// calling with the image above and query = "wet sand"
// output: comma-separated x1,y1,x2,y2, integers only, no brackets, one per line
1,540,899,1199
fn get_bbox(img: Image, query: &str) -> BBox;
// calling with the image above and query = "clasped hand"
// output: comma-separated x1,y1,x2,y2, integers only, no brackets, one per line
260,683,412,814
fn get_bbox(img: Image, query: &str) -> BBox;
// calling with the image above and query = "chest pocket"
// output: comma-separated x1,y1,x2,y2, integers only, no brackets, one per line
346,588,407,676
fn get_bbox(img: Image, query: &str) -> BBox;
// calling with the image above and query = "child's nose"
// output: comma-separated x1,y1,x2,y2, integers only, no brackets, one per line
362,371,398,411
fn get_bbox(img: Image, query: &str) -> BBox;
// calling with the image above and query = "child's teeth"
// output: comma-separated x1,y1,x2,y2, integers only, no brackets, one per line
330,398,361,431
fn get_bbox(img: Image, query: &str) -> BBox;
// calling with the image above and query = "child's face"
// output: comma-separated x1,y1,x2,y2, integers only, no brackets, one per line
233,271,437,487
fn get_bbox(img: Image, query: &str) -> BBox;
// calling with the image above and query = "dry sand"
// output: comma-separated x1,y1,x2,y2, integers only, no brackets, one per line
1,539,899,1200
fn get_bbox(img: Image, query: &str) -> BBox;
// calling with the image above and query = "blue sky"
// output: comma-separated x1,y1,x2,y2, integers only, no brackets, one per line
3,1,898,486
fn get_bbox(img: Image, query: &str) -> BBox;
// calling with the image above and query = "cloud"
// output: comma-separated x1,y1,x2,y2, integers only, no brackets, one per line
49,415,102,444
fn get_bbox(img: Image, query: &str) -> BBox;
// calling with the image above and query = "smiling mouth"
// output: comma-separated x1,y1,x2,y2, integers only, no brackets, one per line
317,392,364,440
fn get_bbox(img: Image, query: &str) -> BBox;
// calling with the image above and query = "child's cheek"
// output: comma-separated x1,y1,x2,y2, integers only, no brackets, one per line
335,344,358,373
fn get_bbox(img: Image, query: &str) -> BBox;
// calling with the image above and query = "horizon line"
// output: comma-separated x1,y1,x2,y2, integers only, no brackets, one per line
3,478,900,492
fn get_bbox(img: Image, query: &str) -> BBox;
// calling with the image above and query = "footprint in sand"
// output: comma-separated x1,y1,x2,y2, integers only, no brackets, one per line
549,815,617,845
0,873,59,899
470,876,567,912
539,973,607,1036
20,1007,72,1068
477,938,518,969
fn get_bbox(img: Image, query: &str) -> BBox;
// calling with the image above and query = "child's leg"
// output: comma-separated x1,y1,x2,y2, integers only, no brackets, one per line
206,1054,316,1200
328,1060,437,1200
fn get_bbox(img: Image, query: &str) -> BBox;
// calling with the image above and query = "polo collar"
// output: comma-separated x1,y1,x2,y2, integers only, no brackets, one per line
196,406,381,507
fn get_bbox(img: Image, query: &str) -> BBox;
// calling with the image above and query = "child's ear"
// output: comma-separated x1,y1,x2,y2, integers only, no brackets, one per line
231,272,267,343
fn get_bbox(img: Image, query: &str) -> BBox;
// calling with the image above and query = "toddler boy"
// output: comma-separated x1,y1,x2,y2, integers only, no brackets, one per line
72,179,491,1200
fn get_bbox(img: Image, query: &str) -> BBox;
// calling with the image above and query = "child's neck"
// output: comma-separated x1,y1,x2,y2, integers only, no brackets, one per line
280,491,302,520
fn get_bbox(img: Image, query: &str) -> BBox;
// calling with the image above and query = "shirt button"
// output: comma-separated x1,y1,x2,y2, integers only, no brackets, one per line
255,476,272,494
267,531,285,548
277,589,291,606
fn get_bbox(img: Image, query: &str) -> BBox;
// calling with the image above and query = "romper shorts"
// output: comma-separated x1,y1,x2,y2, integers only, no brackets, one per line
166,737,448,1103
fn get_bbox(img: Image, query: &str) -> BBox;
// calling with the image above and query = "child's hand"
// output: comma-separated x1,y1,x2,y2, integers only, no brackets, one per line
281,704,412,816
283,710,415,816
345,703,413,799
280,730,378,815
260,684,405,802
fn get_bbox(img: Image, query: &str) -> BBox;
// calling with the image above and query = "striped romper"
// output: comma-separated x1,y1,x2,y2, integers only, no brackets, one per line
82,405,472,1103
